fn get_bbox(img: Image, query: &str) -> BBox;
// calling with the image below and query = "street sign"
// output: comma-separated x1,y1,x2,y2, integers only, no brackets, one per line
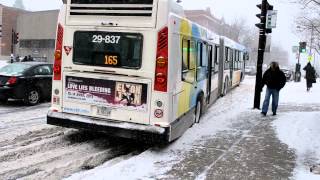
292,46,299,53
266,10,277,29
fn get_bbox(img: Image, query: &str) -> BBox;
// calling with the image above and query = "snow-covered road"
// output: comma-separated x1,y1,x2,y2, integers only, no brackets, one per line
0,76,319,180
68,76,320,180
0,102,150,179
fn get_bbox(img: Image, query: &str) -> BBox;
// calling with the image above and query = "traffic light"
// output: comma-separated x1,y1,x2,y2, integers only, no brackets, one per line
255,0,274,33
14,32,19,44
299,42,307,53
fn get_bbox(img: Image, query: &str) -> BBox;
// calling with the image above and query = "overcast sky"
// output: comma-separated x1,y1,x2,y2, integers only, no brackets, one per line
0,0,302,63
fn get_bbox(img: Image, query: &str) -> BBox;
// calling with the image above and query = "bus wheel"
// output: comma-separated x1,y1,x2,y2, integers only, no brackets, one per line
0,97,8,104
222,78,228,96
195,98,202,123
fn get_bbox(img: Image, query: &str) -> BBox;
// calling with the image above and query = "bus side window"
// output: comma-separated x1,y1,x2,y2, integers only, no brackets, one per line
188,40,196,82
214,45,219,74
197,42,207,81
182,39,196,83
224,47,229,70
234,50,238,70
197,42,202,67
237,51,240,69
229,49,234,70
182,39,189,72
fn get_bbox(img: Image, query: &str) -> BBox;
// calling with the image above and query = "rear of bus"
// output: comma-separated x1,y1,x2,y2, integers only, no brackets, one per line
47,0,181,143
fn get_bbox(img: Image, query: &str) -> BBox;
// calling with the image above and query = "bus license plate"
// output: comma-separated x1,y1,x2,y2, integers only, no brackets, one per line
97,106,111,117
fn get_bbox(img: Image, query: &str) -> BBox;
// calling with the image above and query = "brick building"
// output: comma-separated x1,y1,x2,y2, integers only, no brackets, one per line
0,4,26,60
185,8,238,42
185,8,222,34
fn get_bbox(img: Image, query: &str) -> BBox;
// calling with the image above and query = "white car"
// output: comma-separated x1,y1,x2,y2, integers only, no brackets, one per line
0,61,8,69
245,66,256,75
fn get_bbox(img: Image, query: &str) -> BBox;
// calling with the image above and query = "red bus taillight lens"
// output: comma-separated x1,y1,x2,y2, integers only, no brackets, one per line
54,24,63,81
6,77,17,86
154,27,168,92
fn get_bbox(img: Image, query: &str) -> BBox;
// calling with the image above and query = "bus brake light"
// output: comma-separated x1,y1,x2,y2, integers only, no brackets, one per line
54,24,64,81
154,27,168,92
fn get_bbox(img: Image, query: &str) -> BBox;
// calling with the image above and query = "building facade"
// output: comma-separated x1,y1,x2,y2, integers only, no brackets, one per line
16,10,58,62
185,8,222,34
0,4,26,60
185,8,240,42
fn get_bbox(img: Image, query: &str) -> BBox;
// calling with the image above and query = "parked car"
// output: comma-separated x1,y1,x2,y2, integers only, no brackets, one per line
0,62,53,105
281,68,294,82
245,65,257,75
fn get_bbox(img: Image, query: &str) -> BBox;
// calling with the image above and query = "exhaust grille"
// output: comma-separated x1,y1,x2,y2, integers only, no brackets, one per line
69,4,154,17
157,27,168,51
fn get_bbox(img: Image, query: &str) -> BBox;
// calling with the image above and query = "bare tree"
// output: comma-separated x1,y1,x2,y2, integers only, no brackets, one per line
294,0,320,54
13,0,25,10
296,0,320,7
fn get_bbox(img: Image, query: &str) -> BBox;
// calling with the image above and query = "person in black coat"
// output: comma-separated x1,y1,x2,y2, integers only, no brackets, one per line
303,62,316,91
261,62,286,116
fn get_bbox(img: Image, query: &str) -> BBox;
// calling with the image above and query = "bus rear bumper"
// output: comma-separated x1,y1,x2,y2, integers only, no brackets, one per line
47,111,170,143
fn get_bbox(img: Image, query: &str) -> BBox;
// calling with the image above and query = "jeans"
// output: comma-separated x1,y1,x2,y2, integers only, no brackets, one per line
262,88,279,114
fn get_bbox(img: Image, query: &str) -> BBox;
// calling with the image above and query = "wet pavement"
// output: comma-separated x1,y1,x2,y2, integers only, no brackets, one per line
162,103,320,180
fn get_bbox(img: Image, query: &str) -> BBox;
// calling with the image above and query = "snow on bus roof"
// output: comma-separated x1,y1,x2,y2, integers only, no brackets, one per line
223,36,246,51
174,14,220,44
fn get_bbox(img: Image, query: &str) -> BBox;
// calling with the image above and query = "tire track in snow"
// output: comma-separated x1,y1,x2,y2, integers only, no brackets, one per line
0,131,149,180
0,103,50,116
0,103,150,180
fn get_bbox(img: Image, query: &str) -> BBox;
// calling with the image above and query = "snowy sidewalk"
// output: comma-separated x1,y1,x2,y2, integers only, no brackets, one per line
68,77,320,180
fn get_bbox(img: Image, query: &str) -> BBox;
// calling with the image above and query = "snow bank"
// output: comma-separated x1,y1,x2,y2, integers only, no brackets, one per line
273,112,320,179
67,77,255,180
273,112,320,158
294,168,320,180
280,79,320,104
0,61,8,69
273,79,320,179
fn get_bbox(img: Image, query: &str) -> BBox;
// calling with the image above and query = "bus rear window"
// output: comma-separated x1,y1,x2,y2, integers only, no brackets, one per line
73,31,143,69
71,0,153,4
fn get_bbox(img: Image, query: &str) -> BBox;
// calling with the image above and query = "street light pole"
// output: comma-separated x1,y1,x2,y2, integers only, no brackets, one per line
310,24,314,59
254,0,273,109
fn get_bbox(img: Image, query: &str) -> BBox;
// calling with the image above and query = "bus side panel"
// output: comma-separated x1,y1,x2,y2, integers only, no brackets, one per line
232,70,242,87
51,5,67,112
170,16,209,119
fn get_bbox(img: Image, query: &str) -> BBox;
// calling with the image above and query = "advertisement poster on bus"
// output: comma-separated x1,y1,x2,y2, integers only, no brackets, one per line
65,76,148,111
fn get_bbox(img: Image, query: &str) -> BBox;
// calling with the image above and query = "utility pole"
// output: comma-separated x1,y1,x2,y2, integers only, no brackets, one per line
295,42,306,82
310,25,314,64
11,29,14,63
254,0,274,109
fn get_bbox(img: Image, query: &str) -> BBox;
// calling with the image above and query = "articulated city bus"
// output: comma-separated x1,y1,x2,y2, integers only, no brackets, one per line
47,0,248,143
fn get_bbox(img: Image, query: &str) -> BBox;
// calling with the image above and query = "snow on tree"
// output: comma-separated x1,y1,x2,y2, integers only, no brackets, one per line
13,0,25,10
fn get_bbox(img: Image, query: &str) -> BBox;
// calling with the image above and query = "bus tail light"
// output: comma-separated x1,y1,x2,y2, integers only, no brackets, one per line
154,26,168,92
53,24,64,81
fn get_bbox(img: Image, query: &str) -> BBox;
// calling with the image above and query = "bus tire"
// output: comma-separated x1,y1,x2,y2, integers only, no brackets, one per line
222,78,229,96
0,98,8,104
194,96,203,124
240,72,244,82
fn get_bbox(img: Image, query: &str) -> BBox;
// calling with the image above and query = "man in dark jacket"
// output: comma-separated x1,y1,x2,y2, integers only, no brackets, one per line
261,62,286,116
303,62,316,91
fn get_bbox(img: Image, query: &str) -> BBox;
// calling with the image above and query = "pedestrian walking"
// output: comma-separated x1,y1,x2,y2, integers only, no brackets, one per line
303,62,316,92
27,55,34,61
261,62,287,116
15,55,20,62
22,56,28,62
